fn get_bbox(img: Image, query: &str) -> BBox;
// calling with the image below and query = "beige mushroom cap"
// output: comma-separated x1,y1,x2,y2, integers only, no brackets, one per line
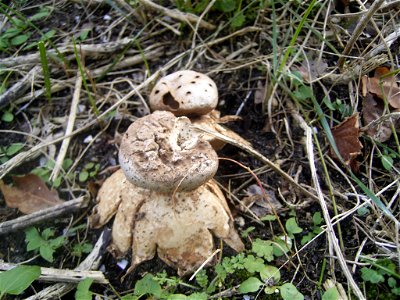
149,70,218,116
119,111,219,193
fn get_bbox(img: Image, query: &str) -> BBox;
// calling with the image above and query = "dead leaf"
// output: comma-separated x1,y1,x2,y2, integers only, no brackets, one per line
362,93,394,142
361,67,400,141
0,174,63,214
239,184,282,217
330,114,363,169
362,67,400,109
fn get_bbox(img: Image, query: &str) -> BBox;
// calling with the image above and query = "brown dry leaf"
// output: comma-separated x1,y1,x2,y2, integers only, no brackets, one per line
0,174,63,214
362,67,400,108
361,67,400,142
330,114,363,169
362,93,394,142
239,184,282,217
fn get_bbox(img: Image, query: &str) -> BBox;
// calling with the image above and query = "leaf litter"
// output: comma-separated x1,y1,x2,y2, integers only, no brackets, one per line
0,174,63,214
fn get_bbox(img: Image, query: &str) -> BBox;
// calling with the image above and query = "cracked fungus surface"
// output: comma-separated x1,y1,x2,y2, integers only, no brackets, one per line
90,169,244,275
119,110,218,192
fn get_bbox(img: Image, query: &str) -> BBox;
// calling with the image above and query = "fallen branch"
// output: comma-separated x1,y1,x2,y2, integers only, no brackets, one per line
0,197,87,235
0,262,108,284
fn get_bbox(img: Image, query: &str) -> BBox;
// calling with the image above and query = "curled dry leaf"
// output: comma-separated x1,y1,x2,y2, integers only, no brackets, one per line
0,174,63,214
191,110,252,150
330,114,363,170
361,67,400,142
239,184,282,217
362,67,400,109
89,169,244,275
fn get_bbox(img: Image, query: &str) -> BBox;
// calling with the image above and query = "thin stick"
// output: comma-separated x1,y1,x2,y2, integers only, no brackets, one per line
305,125,365,300
0,197,87,235
0,261,108,284
338,0,385,69
50,75,82,181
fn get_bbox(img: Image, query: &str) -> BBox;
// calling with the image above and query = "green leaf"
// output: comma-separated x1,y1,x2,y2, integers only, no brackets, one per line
388,277,397,288
239,277,263,293
121,294,139,300
381,155,393,171
285,218,303,237
360,267,385,284
62,158,74,170
322,287,339,300
260,215,276,221
79,171,89,182
134,274,162,297
259,265,280,285
272,236,291,257
6,143,24,156
25,227,45,251
300,232,315,245
11,34,29,46
280,283,304,300
79,29,91,41
252,239,274,261
2,27,21,39
30,9,51,21
188,292,208,300
195,269,208,289
40,245,55,262
0,265,41,295
84,162,95,170
293,85,312,101
214,0,237,12
243,255,265,273
167,294,187,300
72,243,93,257
42,227,55,240
231,12,245,28
312,212,322,225
2,111,14,122
49,236,66,249
40,29,56,41
75,278,93,300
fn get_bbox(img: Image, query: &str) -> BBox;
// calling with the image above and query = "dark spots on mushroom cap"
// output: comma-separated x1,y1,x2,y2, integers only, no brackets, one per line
162,92,180,109
155,90,160,94
177,85,182,89
191,81,196,84
179,74,183,78
195,75,200,78
161,82,167,85
186,91,192,95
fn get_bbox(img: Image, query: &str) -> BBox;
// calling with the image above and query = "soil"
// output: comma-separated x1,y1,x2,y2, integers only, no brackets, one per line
1,1,399,299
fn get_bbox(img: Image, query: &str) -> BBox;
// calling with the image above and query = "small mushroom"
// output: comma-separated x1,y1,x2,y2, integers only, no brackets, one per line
149,70,218,116
90,111,244,275
149,70,252,150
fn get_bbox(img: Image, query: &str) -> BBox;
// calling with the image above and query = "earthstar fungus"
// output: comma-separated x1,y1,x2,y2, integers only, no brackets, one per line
90,111,244,275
